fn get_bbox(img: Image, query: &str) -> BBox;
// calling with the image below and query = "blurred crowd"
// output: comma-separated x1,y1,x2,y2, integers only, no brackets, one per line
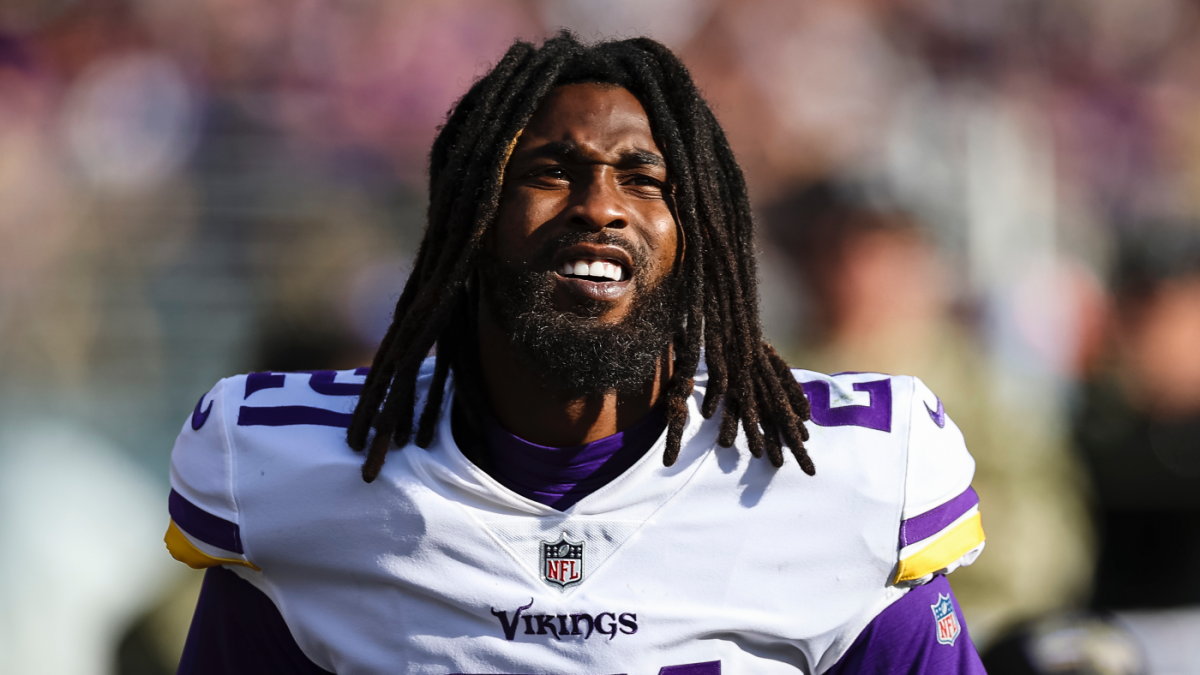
0,0,1198,673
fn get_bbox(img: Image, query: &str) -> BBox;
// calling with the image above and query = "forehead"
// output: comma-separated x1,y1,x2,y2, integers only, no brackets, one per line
516,83,660,156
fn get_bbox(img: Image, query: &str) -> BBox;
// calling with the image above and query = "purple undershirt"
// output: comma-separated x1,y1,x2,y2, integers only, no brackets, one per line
826,575,985,674
180,566,332,674
484,405,668,511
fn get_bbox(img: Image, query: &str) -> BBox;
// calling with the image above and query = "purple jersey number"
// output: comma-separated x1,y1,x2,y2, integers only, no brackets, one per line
455,662,719,675
237,369,369,429
801,379,892,433
244,369,369,399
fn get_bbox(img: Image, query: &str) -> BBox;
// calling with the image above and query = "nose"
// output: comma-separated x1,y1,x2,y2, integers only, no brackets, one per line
566,170,628,231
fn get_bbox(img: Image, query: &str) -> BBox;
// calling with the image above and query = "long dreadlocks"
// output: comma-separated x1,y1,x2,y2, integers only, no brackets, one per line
347,32,813,483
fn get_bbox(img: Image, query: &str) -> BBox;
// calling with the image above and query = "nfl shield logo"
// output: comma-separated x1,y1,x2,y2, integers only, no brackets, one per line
541,534,584,589
930,593,961,646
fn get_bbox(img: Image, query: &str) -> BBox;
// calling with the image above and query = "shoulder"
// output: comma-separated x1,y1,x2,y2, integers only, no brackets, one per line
788,370,973,490
790,369,912,435
166,367,386,571
229,368,370,428
178,368,375,453
789,368,984,585
167,374,256,571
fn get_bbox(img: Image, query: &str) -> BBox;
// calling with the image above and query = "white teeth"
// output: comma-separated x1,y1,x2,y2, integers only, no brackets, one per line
560,258,626,281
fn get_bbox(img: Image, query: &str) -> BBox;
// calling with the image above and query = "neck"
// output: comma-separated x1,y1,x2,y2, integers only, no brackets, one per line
476,309,668,447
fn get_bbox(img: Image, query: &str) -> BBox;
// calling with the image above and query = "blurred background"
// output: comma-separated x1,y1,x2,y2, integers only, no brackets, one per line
0,0,1198,672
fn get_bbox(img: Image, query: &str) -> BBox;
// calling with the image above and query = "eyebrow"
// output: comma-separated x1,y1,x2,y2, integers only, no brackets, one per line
521,141,665,168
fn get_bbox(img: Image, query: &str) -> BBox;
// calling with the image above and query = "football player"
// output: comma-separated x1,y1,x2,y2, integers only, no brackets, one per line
166,33,987,673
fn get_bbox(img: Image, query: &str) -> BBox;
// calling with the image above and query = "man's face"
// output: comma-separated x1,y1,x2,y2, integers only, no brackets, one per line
480,83,682,395
490,83,678,321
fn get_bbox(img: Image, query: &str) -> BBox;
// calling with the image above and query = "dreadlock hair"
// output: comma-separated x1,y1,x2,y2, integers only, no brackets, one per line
347,31,813,483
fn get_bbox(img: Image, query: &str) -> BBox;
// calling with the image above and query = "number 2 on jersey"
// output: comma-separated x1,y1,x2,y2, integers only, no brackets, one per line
801,379,892,432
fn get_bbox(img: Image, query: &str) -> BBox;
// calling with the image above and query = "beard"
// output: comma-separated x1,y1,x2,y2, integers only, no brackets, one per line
478,231,683,398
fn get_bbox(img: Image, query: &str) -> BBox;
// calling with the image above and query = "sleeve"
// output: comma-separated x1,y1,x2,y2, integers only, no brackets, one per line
893,377,985,586
164,377,259,572
178,567,333,675
825,576,986,674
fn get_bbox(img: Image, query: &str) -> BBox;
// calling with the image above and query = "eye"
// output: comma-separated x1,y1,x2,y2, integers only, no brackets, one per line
622,173,667,193
533,166,568,180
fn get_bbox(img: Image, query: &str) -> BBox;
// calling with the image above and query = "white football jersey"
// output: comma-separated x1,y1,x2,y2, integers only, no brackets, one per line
166,361,984,674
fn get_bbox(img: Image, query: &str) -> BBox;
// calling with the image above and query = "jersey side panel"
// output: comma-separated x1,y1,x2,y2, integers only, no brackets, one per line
791,371,913,672
224,368,377,672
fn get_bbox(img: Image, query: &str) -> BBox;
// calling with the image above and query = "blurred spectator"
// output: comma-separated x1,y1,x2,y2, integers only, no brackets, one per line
1075,221,1200,610
981,221,1200,675
980,612,1146,675
765,183,1094,646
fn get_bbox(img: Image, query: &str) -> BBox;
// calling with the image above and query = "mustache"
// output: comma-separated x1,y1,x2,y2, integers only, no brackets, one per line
528,230,651,274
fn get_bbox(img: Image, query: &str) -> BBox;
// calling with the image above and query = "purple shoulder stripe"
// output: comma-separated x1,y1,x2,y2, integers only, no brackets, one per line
237,405,352,428
900,487,979,548
825,576,984,674
169,489,243,554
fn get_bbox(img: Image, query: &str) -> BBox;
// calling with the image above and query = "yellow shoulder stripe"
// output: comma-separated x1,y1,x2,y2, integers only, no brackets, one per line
894,512,984,583
164,520,260,571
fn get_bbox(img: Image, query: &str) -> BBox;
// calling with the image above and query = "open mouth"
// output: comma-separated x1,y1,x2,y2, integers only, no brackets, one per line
557,258,626,282
549,243,635,303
